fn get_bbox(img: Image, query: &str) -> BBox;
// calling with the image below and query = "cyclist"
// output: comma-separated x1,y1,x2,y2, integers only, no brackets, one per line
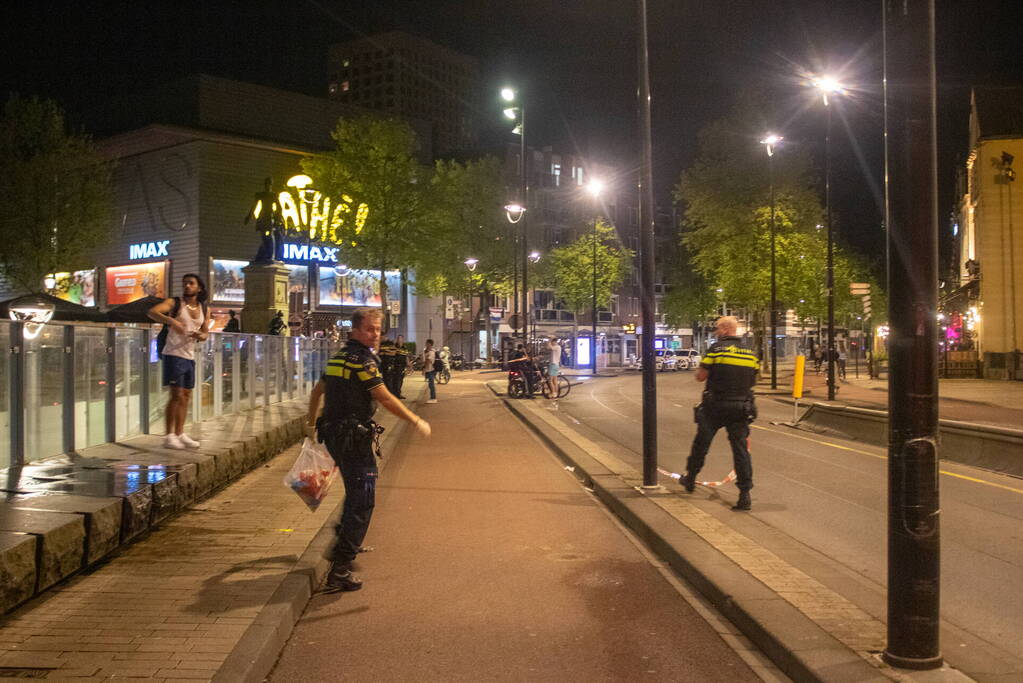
508,343,536,398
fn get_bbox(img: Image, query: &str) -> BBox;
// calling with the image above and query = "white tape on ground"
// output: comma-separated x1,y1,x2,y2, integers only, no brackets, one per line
657,467,738,488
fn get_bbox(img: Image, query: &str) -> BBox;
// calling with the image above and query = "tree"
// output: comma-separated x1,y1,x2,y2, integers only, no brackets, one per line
535,219,632,316
673,92,886,353
0,96,113,293
302,115,426,313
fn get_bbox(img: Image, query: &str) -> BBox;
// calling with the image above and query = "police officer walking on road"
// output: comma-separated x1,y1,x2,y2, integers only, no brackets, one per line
681,316,759,511
306,308,431,592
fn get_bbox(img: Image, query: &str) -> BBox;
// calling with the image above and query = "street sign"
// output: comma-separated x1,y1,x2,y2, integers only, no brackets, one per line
850,282,870,295
508,313,523,330
389,300,401,315
445,296,454,320
862,295,872,315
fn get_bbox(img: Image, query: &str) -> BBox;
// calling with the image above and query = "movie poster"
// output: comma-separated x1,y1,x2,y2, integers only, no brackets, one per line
286,264,308,304
317,268,401,307
50,269,96,307
105,262,168,305
211,259,247,303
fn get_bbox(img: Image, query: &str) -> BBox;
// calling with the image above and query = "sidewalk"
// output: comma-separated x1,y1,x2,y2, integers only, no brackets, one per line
758,364,1023,428
268,374,771,682
0,393,415,681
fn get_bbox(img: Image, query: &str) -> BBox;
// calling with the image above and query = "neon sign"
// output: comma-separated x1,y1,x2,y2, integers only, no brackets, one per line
252,175,369,246
280,243,339,264
129,240,170,260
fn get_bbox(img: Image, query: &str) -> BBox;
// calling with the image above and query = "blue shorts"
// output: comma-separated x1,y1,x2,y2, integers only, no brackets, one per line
162,355,196,389
548,363,560,377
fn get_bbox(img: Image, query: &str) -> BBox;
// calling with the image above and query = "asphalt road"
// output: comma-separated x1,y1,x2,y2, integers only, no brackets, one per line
550,370,1023,676
269,379,769,682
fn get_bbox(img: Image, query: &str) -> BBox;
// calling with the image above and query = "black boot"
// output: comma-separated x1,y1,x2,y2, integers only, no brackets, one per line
732,490,751,511
680,472,696,494
324,563,363,592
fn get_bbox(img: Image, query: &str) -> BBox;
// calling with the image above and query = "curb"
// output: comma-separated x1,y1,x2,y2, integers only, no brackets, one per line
215,385,424,683
488,382,885,683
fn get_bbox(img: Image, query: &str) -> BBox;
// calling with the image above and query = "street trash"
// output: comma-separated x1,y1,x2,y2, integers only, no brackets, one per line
564,466,575,472
284,438,338,511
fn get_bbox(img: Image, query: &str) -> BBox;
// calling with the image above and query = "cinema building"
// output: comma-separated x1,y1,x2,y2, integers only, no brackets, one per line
26,74,439,340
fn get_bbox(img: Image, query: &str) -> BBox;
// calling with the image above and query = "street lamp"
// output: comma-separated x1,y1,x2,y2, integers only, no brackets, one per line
812,74,845,401
588,178,604,373
464,258,479,364
500,86,529,345
760,133,783,389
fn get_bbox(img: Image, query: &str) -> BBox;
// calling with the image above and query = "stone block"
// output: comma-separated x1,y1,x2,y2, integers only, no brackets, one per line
6,493,122,564
0,531,36,612
0,506,85,591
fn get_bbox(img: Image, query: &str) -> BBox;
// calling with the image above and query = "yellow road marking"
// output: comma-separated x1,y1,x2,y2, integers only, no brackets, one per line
751,424,1023,495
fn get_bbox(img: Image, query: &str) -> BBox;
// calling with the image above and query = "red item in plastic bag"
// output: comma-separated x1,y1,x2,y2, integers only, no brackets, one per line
284,438,338,511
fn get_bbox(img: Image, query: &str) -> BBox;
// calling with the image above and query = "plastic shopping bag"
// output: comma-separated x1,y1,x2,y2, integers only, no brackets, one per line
284,438,338,511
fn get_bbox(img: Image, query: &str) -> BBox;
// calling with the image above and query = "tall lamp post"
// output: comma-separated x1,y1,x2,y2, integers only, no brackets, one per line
465,258,479,364
812,75,845,401
587,178,605,374
760,134,782,389
502,87,529,346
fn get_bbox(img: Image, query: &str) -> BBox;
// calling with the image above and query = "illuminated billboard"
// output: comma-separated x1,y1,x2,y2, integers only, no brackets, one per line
317,267,400,307
105,261,168,305
211,259,247,303
49,269,97,307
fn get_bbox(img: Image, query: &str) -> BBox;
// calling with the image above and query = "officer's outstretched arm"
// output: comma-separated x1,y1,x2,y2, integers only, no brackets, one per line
305,380,325,437
370,384,431,437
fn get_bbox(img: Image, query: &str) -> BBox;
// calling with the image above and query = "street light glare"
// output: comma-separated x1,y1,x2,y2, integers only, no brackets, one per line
500,87,515,102
503,107,518,120
529,250,541,262
587,179,605,197
760,134,781,146
464,257,479,271
812,76,845,94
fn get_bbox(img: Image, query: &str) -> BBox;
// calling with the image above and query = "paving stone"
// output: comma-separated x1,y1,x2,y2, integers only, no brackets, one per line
0,507,84,591
0,531,37,612
6,494,122,564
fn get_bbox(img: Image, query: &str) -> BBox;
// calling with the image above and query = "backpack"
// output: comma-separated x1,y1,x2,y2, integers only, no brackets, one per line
433,358,445,373
155,298,181,357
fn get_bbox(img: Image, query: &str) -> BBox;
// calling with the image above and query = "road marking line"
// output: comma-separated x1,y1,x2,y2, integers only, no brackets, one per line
752,424,1023,495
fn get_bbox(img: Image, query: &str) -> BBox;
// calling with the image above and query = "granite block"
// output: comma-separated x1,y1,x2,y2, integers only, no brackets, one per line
0,506,85,590
0,531,36,612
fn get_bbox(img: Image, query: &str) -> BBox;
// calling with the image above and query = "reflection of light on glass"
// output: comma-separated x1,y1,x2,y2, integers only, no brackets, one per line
124,470,141,491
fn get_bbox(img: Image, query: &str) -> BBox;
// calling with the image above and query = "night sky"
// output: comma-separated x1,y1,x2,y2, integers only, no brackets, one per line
4,1,1021,262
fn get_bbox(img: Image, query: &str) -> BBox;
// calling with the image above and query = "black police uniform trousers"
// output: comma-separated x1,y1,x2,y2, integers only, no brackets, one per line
686,401,753,491
392,363,406,397
322,430,377,566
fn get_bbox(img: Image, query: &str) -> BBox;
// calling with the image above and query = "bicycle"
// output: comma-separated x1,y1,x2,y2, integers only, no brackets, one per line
436,364,451,385
539,366,571,399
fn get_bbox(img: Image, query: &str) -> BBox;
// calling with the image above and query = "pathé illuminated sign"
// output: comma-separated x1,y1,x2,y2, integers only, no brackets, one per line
129,240,170,260
253,175,369,245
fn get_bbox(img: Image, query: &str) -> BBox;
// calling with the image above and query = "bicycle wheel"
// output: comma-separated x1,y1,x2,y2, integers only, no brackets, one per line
437,369,451,385
555,375,571,398
508,380,524,398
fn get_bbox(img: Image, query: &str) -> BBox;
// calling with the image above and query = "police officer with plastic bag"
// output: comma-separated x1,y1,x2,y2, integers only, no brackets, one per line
306,308,431,592
681,316,759,510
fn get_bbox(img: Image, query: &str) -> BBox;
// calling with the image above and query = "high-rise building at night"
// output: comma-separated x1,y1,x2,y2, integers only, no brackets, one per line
327,31,479,156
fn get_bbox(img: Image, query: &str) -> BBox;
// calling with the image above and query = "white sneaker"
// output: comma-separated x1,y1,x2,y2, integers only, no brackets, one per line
426,399,437,404
178,433,201,449
164,434,185,450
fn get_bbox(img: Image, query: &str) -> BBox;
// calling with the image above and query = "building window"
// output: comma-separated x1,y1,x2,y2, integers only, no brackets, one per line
341,80,350,92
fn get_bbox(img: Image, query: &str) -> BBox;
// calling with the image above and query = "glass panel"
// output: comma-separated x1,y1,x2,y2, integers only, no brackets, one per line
115,328,143,439
74,327,108,449
237,336,250,408
266,336,278,403
222,335,235,413
253,336,265,406
24,324,65,462
0,323,9,468
148,332,166,432
199,338,215,421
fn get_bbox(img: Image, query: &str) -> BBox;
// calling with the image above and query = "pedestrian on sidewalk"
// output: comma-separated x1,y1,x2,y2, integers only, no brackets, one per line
148,273,210,450
681,316,759,511
509,343,536,397
422,338,438,403
393,335,410,398
306,307,431,592
223,309,240,332
378,338,397,394
546,338,563,397
838,348,847,379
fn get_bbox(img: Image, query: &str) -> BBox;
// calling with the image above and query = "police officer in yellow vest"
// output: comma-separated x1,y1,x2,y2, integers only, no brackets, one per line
681,316,759,510
306,308,431,591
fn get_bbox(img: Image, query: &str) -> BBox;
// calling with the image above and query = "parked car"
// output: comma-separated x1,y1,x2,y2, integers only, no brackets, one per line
675,349,701,370
655,348,679,371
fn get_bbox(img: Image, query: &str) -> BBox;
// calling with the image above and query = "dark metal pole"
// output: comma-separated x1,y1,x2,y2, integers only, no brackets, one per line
769,151,778,389
882,0,942,669
592,217,598,374
826,104,837,400
637,0,657,487
520,105,529,347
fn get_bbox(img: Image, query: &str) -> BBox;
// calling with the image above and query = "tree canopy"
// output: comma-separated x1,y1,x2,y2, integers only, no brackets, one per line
0,95,113,294
535,219,632,314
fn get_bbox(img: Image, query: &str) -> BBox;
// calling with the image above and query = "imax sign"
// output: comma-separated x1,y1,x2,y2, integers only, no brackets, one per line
281,243,339,264
129,240,170,260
